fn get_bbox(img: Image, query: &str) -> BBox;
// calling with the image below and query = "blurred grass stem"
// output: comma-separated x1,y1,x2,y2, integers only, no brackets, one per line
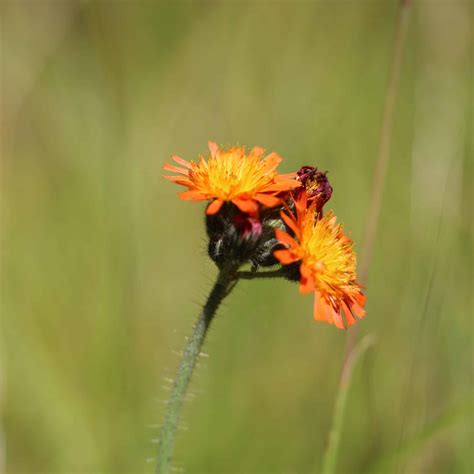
156,265,238,474
359,0,412,280
322,1,412,473
321,335,377,474
344,0,412,383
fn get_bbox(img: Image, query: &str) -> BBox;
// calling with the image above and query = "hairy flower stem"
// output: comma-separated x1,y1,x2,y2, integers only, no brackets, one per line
237,269,287,280
156,265,238,474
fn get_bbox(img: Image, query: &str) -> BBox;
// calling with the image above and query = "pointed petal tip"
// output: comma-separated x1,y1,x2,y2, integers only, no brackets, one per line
273,249,297,265
172,155,193,169
275,228,299,250
179,190,207,201
254,193,281,208
163,163,189,175
232,197,259,215
251,146,265,157
206,199,224,215
208,141,219,158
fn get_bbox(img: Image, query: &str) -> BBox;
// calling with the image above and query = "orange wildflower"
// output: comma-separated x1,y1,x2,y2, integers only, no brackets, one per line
274,192,366,329
163,142,300,215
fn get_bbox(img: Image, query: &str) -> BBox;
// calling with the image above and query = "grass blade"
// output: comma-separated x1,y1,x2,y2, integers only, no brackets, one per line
321,334,377,474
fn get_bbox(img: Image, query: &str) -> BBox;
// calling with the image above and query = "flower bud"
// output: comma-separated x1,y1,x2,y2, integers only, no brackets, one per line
206,203,264,268
296,166,333,213
206,201,298,270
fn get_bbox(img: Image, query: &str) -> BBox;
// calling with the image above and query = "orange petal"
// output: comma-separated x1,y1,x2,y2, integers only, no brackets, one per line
163,175,193,186
299,265,315,294
179,190,208,201
232,197,259,214
206,199,224,215
295,191,308,213
254,194,281,207
263,152,282,171
280,211,300,238
341,301,356,326
330,307,345,329
274,249,298,265
163,163,189,175
208,141,219,158
277,172,298,180
172,155,193,169
275,229,298,249
282,199,298,218
263,181,301,192
354,292,366,306
282,180,302,189
313,292,328,322
300,263,311,279
251,146,265,157
351,301,366,319
339,235,352,245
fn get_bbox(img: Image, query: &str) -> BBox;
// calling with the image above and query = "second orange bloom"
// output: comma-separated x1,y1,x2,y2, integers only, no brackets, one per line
274,192,366,329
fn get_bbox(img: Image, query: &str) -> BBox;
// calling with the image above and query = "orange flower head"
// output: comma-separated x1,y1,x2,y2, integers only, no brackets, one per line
163,141,300,215
274,192,366,329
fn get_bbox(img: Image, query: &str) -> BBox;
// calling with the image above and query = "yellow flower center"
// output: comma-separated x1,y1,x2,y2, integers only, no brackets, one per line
298,210,359,301
188,147,277,200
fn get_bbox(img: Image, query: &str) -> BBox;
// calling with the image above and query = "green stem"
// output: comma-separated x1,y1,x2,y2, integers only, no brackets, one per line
321,335,377,474
358,0,412,281
156,266,238,474
237,269,287,280
321,2,412,471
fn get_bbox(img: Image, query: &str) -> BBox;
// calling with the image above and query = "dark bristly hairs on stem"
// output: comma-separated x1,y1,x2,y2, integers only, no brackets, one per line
156,266,296,472
156,263,238,474
237,269,287,280
321,1,413,473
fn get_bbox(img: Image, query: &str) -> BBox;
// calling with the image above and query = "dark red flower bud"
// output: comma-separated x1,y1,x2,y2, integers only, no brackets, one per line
296,166,333,213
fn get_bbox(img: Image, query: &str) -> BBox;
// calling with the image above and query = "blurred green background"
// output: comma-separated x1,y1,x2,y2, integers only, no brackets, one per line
1,1,472,473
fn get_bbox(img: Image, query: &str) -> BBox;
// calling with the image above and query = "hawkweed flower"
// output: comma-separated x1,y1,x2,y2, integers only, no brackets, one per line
163,141,300,215
274,192,366,329
157,142,367,474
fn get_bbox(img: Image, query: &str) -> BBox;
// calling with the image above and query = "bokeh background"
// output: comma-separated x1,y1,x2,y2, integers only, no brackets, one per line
1,1,472,473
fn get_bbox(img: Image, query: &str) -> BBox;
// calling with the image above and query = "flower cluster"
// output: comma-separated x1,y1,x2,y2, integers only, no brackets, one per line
164,141,365,329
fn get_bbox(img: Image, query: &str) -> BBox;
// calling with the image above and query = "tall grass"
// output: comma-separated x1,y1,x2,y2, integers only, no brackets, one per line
1,1,472,473
321,2,412,472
